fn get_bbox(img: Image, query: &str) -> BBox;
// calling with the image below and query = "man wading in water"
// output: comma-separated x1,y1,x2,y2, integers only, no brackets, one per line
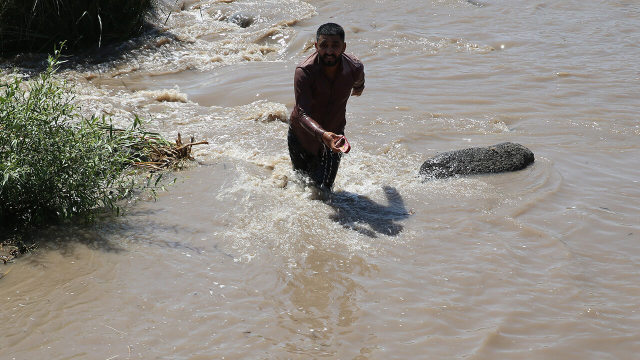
288,22,365,198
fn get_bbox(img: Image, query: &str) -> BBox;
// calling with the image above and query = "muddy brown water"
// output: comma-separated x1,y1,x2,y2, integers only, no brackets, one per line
2,0,640,359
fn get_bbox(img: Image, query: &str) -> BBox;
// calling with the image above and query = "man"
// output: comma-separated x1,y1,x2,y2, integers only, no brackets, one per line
288,22,365,195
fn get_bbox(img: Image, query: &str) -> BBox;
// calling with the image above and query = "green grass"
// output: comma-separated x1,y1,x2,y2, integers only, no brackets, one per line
0,50,168,227
0,0,158,53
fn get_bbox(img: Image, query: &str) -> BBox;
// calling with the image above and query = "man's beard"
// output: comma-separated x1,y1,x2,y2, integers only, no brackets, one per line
319,53,341,67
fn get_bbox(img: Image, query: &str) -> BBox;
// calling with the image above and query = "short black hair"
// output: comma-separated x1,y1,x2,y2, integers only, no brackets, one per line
316,23,345,42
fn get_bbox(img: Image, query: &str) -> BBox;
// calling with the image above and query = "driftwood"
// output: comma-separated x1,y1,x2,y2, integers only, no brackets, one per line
133,133,208,171
0,239,36,266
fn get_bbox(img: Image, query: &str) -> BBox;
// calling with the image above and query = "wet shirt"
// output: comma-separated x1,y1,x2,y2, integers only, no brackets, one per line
289,51,365,155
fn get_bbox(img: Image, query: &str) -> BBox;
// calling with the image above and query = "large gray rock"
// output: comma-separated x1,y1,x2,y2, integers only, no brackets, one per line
420,142,535,179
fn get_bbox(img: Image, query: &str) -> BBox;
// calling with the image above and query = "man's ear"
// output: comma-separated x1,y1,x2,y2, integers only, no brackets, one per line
314,41,319,51
342,42,347,52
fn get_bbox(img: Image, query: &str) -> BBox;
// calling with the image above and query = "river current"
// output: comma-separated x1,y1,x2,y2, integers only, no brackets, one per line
2,0,639,359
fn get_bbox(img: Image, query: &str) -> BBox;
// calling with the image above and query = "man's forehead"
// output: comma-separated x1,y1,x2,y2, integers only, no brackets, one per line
317,35,343,44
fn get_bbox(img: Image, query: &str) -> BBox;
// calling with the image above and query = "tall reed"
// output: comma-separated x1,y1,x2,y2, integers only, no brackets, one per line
0,0,158,53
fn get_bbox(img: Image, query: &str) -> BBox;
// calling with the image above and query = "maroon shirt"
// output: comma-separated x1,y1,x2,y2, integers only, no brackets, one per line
289,51,365,155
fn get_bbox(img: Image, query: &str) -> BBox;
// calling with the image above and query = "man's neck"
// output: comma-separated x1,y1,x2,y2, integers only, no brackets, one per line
322,60,341,81
324,66,338,80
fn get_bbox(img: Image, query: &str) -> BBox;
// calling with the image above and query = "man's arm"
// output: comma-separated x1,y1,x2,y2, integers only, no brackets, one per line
299,111,342,153
298,111,325,141
294,67,323,138
294,67,342,152
351,63,365,96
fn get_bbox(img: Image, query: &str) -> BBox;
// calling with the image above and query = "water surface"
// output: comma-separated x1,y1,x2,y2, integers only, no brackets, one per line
2,0,639,358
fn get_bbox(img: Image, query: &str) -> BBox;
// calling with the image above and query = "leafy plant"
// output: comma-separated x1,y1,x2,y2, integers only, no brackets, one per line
0,49,166,226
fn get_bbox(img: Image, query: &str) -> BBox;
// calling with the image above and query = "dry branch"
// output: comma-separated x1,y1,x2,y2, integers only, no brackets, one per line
133,133,208,171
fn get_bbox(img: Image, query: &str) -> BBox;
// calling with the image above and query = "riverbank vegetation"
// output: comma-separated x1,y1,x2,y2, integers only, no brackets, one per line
0,0,159,54
0,51,205,229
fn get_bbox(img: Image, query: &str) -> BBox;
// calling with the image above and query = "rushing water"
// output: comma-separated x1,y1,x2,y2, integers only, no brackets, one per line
2,0,640,358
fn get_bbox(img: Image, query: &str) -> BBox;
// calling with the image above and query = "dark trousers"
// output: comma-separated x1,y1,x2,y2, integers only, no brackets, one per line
288,129,342,190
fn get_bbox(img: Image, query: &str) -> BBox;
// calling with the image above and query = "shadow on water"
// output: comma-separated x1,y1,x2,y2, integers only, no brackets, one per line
0,212,141,256
0,206,204,259
327,186,411,238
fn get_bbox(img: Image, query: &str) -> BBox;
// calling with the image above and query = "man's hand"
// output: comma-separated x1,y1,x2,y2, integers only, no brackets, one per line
351,89,363,96
322,131,342,153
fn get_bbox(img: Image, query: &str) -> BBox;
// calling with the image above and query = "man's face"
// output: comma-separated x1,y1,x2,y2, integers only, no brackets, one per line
315,35,346,68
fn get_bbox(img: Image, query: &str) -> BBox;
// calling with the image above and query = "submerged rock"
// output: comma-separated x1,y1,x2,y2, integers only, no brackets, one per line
419,142,534,179
228,12,255,28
